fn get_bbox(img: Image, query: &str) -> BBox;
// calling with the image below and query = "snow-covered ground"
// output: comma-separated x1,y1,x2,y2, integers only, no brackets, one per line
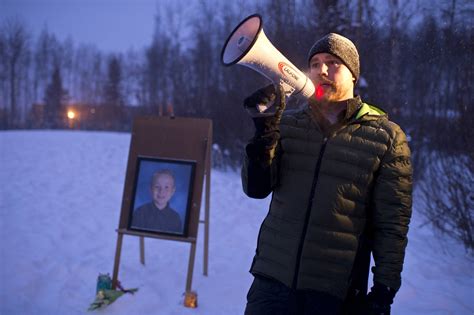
1,130,473,315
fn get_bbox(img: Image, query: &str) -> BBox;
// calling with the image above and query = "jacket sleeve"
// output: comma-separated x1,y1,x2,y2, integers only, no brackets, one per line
241,139,280,199
371,124,413,292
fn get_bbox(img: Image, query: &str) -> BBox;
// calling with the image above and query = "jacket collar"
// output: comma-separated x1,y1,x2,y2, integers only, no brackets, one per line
303,96,387,136
345,95,364,120
305,95,363,123
354,102,387,120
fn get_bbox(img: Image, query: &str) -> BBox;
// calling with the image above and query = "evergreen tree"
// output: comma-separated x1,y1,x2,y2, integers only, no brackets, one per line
105,55,122,106
44,66,67,128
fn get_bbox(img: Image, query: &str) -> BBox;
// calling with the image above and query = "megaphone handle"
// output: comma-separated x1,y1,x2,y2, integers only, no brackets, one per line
279,79,295,98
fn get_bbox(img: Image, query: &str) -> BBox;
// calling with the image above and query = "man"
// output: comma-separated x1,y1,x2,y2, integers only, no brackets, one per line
242,33,412,314
131,169,182,234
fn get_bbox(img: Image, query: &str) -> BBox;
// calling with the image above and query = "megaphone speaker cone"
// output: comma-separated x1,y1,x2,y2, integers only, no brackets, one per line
221,14,263,66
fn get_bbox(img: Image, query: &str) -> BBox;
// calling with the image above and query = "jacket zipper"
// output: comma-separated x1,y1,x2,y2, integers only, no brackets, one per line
292,136,328,289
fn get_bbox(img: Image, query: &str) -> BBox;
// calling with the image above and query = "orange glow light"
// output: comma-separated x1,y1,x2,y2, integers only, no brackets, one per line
67,110,76,119
184,291,198,308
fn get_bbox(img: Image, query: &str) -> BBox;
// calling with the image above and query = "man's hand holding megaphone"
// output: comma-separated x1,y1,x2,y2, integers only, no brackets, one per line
244,84,286,167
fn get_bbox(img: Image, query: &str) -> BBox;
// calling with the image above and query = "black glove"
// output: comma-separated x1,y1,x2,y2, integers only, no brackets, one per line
244,84,286,132
366,282,396,315
243,84,286,166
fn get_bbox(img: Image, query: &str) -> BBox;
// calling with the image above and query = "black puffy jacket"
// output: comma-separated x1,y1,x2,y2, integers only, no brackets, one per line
242,97,413,300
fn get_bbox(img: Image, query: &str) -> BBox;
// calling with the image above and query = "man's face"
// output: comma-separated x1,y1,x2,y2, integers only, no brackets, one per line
309,53,355,102
150,174,176,210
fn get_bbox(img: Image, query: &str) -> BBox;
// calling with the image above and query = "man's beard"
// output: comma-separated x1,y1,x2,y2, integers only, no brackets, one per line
314,77,345,102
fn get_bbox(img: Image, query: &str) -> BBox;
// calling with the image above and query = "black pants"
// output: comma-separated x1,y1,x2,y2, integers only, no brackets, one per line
244,275,343,315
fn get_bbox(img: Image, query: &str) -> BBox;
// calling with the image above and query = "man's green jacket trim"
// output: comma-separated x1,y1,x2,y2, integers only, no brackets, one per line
242,98,412,300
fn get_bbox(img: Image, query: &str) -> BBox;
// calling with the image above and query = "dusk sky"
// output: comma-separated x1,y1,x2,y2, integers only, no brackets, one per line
1,0,467,54
1,0,160,53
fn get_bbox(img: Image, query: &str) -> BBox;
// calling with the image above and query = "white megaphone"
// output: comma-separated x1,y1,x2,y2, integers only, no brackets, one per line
221,14,315,103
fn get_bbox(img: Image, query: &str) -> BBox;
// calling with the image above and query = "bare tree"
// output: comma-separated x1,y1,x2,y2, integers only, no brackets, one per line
0,30,8,128
419,152,474,254
145,40,166,114
384,0,415,119
412,2,473,254
74,47,105,106
60,37,75,98
1,18,30,127
104,54,124,129
122,48,146,107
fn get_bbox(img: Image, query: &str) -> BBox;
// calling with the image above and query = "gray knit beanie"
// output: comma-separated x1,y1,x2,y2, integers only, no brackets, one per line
307,33,360,82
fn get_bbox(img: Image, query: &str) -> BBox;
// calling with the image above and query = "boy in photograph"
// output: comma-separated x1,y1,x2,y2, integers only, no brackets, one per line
132,169,182,234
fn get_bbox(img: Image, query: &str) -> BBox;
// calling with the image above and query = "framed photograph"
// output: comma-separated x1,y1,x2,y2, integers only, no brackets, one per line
128,156,196,237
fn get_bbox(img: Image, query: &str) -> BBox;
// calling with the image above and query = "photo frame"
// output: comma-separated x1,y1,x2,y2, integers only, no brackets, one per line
127,156,196,237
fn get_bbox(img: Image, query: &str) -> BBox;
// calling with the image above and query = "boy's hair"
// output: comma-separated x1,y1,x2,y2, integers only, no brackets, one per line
151,169,176,187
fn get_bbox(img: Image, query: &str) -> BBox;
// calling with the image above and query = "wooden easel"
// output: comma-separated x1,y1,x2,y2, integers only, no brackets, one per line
111,116,212,306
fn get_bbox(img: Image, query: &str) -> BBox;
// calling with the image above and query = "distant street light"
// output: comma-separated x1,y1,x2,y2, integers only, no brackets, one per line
67,110,77,129
67,110,76,119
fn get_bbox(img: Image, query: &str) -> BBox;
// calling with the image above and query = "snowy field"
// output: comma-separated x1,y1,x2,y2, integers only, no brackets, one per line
1,130,473,315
